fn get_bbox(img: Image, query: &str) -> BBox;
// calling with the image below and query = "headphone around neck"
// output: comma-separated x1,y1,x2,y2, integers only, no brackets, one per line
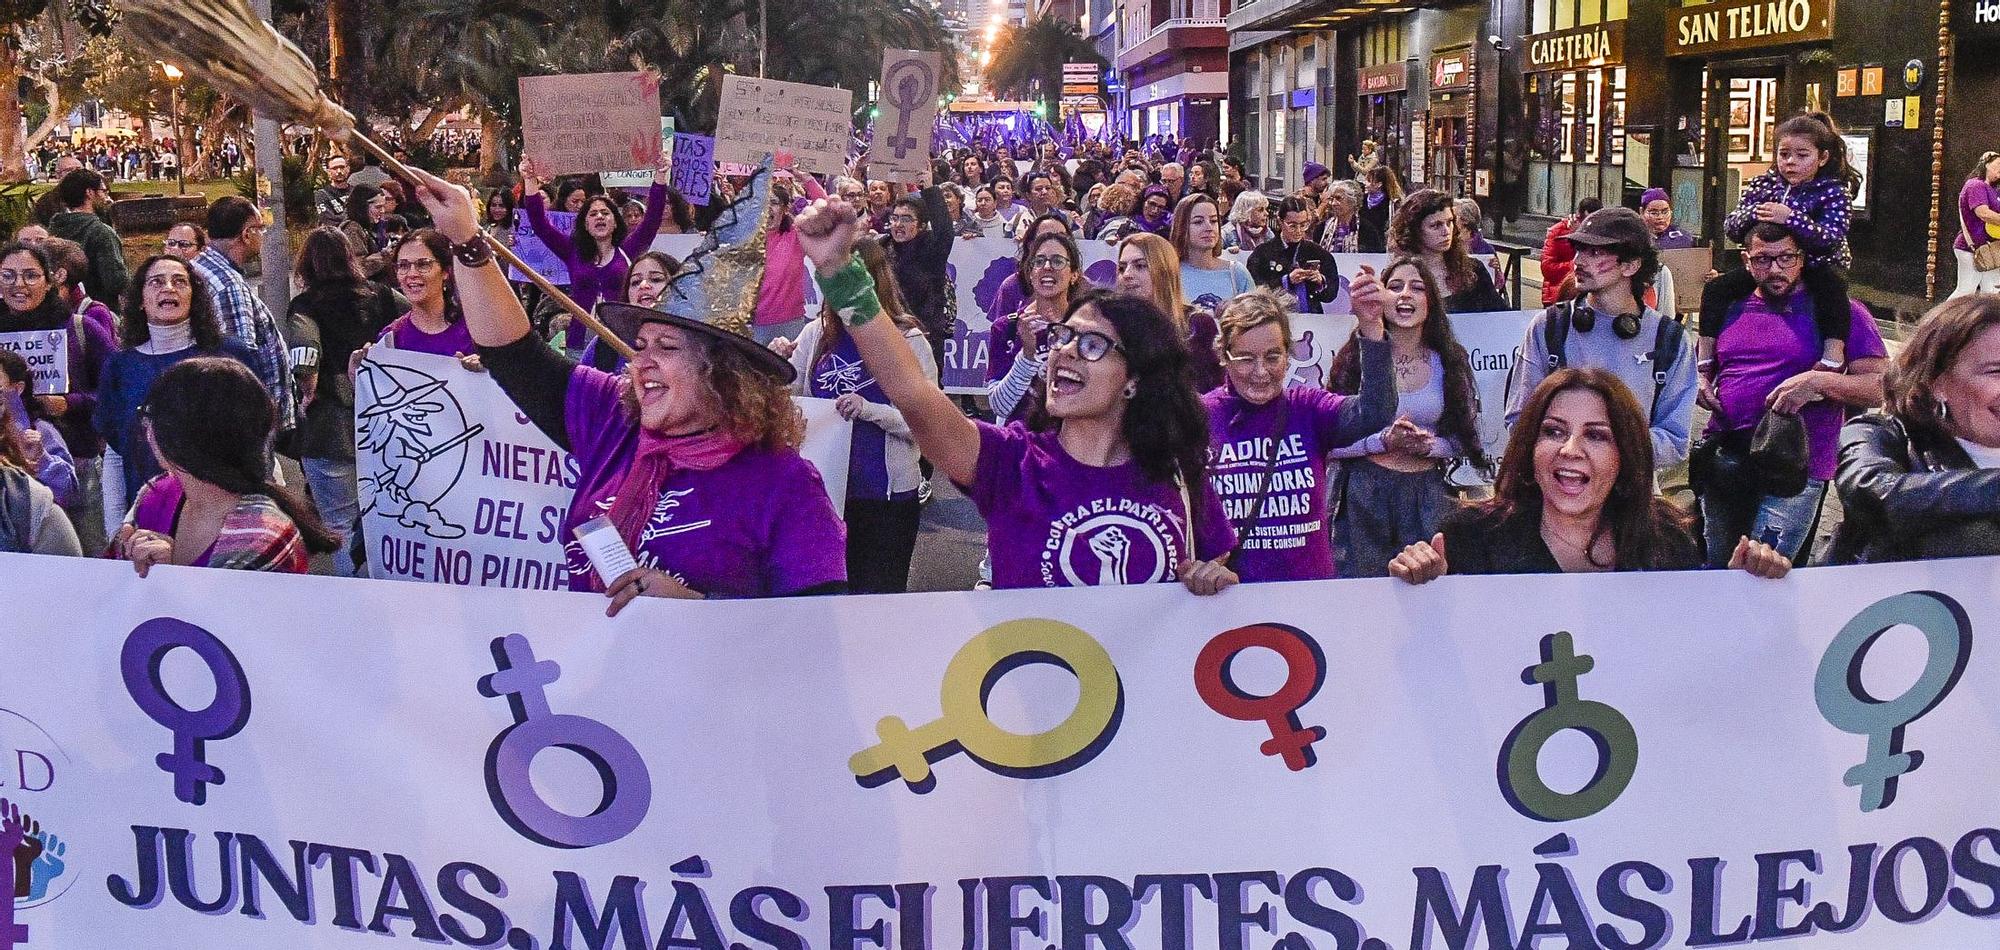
1572,300,1642,340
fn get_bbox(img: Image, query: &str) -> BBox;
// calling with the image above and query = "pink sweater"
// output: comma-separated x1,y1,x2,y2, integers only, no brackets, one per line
754,174,827,327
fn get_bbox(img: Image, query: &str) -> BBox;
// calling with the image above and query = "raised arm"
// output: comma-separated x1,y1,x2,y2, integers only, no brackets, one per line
409,167,534,348
621,182,671,256
796,198,982,486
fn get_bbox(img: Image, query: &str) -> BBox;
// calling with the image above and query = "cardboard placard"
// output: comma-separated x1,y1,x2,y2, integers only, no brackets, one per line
1660,247,1715,313
715,74,851,174
671,133,716,206
601,118,676,189
518,72,663,176
0,329,69,395
873,49,942,183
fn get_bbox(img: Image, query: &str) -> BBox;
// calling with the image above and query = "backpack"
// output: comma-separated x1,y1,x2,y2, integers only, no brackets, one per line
1542,299,1687,407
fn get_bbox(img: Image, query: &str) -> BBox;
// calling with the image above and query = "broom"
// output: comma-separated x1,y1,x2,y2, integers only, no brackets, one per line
118,0,637,359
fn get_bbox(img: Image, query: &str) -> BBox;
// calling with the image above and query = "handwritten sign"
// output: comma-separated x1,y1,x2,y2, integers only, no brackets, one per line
518,71,663,176
671,132,716,206
0,329,69,394
715,74,851,174
1660,247,1715,313
874,49,942,183
507,209,572,285
602,118,675,189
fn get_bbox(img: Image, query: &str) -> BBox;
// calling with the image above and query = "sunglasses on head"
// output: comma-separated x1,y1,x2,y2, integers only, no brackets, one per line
1049,323,1125,362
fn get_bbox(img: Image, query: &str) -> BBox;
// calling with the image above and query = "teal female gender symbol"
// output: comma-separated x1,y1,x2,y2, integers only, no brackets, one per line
1814,590,1972,813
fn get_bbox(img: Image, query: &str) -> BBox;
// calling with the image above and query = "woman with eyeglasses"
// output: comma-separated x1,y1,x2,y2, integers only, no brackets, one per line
1246,195,1340,314
163,223,207,261
111,357,339,575
369,230,483,371
1205,287,1396,582
798,198,1238,594
1135,186,1174,236
988,231,1082,424
95,255,256,515
1326,257,1490,577
0,241,113,536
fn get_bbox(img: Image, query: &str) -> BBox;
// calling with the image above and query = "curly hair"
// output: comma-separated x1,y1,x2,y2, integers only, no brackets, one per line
1098,182,1139,216
1390,189,1476,292
119,256,226,351
1027,290,1211,492
618,332,805,451
1477,368,1695,570
1327,256,1489,472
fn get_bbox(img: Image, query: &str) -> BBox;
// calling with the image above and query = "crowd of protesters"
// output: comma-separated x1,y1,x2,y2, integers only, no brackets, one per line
3,110,1994,612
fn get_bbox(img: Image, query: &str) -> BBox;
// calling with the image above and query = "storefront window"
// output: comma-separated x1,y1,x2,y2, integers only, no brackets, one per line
1525,66,1627,216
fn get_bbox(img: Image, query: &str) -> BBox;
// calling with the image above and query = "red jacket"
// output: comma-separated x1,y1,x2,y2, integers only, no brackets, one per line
1539,216,1579,306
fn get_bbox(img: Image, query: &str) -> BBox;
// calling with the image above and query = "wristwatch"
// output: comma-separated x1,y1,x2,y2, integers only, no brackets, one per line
452,235,494,268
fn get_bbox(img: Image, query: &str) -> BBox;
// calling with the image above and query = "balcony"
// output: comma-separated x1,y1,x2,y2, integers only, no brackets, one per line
1116,16,1229,70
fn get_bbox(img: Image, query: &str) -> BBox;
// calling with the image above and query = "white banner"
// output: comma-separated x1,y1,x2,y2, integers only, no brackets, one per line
0,329,68,395
7,554,2000,948
355,349,851,590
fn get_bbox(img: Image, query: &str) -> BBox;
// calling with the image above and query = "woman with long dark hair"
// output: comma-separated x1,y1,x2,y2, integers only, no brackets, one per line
1359,165,1401,253
788,236,934,593
377,229,478,364
113,357,339,574
96,256,256,513
288,227,398,576
1390,369,1790,581
340,183,397,280
1326,257,1488,577
520,155,675,354
802,197,1238,593
0,239,112,545
1390,189,1507,312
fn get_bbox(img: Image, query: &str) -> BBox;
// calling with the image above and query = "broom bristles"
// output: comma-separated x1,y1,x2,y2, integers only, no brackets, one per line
119,0,357,137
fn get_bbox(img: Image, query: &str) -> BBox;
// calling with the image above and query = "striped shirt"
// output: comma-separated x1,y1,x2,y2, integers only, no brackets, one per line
192,245,296,430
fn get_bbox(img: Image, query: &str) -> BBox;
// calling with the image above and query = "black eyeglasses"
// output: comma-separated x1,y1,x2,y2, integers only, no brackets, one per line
1048,323,1125,362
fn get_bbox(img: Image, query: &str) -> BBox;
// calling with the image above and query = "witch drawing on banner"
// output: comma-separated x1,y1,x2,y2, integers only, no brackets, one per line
354,360,484,539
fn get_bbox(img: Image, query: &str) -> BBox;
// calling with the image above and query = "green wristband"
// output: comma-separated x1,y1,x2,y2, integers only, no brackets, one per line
817,252,883,327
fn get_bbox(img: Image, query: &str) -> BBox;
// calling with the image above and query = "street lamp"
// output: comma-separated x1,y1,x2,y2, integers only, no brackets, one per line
159,62,186,195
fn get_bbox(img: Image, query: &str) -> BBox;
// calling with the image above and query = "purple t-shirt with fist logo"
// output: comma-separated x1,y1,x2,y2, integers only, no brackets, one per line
559,365,847,597
961,420,1234,589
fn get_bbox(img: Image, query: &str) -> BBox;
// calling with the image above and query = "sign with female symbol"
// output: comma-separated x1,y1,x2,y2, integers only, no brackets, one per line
1814,590,1972,813
119,618,252,806
874,49,941,184
1497,632,1639,822
850,619,1123,792
1194,623,1328,770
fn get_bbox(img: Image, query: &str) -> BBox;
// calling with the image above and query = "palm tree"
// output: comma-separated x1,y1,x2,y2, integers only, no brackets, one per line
0,0,114,181
984,18,1103,105
375,0,560,178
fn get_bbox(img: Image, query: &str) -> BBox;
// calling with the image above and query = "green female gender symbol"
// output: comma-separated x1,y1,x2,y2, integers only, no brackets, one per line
1813,590,1972,812
1498,632,1639,822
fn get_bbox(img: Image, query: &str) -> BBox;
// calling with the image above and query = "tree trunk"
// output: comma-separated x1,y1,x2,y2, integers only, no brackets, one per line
23,76,65,154
327,0,364,159
0,39,25,184
410,96,468,141
477,110,506,183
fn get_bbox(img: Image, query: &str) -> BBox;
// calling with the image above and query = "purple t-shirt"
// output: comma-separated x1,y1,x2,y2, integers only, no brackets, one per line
1957,178,1999,252
1203,385,1354,583
961,420,1234,589
1705,290,1886,481
558,365,846,597
383,313,478,358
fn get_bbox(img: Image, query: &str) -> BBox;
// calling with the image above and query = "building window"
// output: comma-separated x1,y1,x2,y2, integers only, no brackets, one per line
1524,66,1628,216
1533,0,1625,33
1360,21,1403,68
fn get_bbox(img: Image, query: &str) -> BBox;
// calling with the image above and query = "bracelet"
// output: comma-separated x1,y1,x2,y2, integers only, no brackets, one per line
452,236,494,268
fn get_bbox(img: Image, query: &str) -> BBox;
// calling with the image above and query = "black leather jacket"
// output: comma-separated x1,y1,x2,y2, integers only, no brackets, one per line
1831,413,2000,563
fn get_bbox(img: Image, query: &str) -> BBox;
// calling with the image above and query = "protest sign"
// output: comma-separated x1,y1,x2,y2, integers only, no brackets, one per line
0,329,68,394
715,74,851,174
600,118,675,189
355,348,574,590
506,209,572,285
10,551,2000,948
356,349,852,590
1661,246,1715,313
668,132,715,206
518,71,663,177
647,232,705,262
873,50,943,183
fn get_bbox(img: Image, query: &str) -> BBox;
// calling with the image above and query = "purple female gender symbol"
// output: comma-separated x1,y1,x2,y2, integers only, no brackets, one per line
478,634,652,849
119,617,253,806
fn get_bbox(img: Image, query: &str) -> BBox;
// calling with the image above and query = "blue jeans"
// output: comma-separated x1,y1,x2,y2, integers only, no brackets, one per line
1702,479,1827,567
303,457,361,577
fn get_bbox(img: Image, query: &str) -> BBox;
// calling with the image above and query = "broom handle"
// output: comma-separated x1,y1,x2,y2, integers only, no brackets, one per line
347,132,637,360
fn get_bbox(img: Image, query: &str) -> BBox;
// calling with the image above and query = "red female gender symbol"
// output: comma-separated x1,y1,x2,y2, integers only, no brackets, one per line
1194,623,1327,771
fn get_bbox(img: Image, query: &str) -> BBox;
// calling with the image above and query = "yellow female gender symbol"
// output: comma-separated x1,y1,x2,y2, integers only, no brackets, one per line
849,619,1124,790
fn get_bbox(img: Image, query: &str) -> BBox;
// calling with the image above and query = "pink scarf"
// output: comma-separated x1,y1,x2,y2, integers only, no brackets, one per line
605,427,747,566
